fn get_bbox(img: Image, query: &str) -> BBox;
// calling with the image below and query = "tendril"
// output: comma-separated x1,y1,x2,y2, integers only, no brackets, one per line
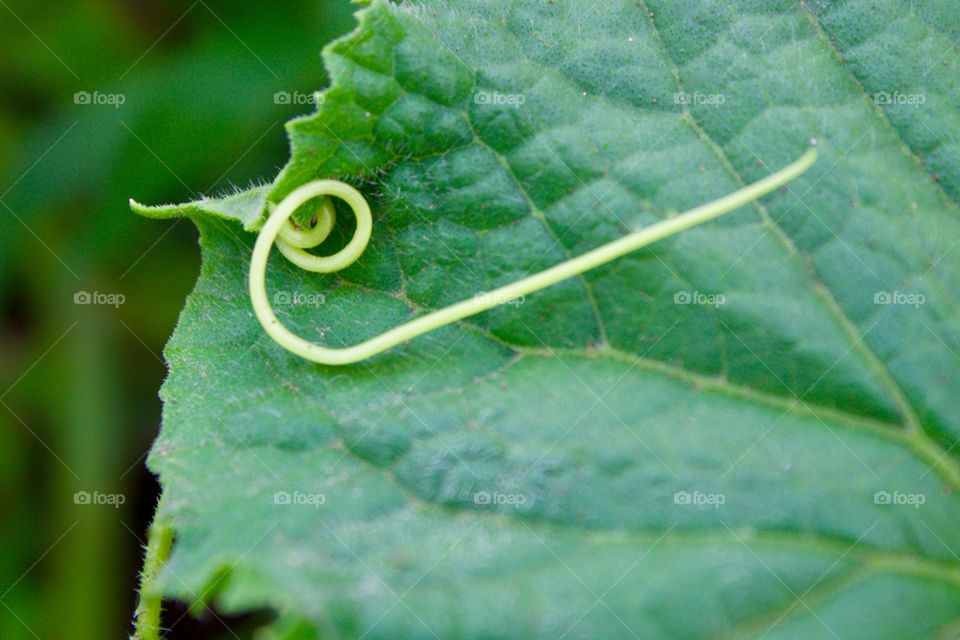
249,148,817,366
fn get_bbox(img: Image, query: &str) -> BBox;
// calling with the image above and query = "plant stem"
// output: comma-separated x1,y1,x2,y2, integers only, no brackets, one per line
132,516,173,640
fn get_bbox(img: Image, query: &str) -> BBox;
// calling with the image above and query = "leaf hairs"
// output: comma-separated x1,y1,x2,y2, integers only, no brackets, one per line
250,147,818,365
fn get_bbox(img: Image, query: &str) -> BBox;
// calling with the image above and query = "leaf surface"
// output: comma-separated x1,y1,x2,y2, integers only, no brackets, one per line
140,1,960,638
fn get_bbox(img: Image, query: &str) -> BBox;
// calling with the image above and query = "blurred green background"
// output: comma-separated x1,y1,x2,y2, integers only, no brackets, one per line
0,1,356,637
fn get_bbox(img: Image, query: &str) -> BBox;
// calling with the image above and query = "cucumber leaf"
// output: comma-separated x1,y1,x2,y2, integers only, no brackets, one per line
135,1,960,638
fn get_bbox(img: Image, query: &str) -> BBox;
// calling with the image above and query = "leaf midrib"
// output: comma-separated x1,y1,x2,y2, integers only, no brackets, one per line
279,13,936,465
711,564,878,640
393,0,933,445
631,0,930,437
210,253,960,495
797,0,960,213
168,260,960,546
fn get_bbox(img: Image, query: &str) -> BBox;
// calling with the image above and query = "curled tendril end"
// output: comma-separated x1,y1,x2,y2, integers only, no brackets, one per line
250,147,817,366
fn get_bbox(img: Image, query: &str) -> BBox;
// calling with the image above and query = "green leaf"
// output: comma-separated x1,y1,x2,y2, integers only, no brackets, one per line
130,185,271,232
136,1,960,638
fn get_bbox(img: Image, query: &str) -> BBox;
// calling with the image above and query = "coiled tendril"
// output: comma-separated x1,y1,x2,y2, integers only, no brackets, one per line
250,148,818,366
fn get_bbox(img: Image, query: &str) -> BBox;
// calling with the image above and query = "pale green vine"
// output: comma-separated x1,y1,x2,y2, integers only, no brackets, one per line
249,147,818,365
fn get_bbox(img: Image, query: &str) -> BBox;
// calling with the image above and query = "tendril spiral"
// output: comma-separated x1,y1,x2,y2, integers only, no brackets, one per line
250,148,817,366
